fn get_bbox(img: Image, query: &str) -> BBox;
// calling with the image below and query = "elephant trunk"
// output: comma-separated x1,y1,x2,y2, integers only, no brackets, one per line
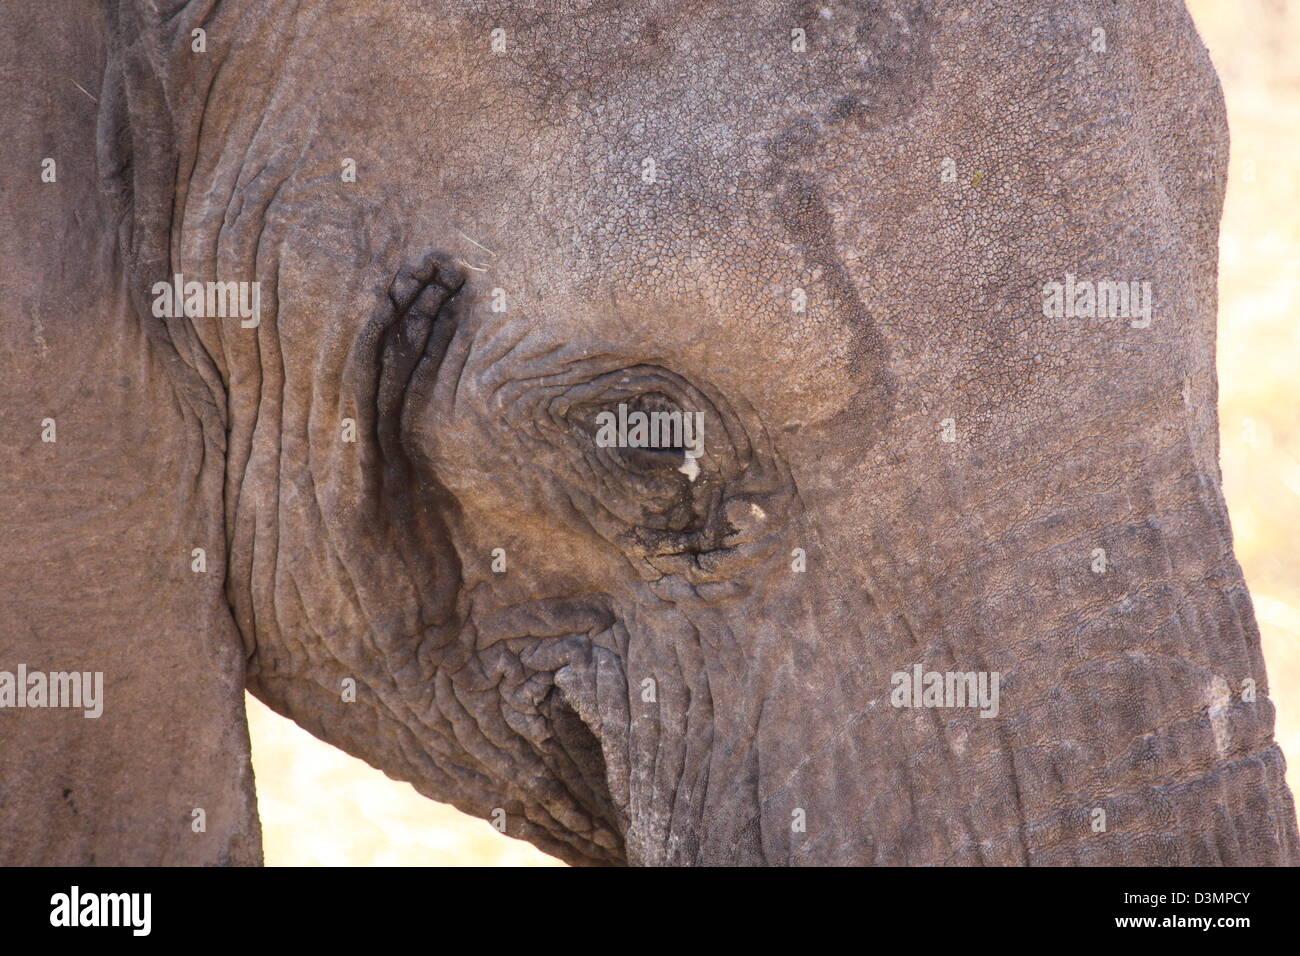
604,431,1298,865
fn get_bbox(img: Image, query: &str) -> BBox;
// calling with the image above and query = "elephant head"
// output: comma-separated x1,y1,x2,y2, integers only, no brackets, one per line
3,0,1296,866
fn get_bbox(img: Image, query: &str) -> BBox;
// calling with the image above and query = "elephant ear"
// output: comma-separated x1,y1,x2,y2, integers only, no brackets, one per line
0,0,260,863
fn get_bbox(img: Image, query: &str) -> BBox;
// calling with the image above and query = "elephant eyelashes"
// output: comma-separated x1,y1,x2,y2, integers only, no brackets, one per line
525,363,784,574
618,443,686,473
606,393,689,474
582,390,708,492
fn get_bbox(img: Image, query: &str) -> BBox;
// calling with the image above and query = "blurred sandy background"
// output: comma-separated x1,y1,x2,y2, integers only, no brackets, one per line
1188,0,1300,803
246,1,1300,865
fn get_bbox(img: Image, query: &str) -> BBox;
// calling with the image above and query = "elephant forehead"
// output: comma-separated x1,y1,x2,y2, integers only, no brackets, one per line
446,0,934,124
375,2,926,392
447,3,927,232
194,0,1211,433
409,128,886,426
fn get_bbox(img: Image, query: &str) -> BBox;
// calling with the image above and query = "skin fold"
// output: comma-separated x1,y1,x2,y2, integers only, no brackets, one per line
1,0,1297,865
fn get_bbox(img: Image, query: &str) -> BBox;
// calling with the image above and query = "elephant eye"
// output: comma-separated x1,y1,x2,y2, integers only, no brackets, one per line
516,363,793,576
618,443,685,473
542,366,735,547
590,392,702,479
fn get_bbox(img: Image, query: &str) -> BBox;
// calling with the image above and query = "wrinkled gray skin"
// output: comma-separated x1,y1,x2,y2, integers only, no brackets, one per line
2,0,1297,866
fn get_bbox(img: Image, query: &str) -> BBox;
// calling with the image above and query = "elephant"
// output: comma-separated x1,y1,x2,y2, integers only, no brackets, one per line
2,0,1297,867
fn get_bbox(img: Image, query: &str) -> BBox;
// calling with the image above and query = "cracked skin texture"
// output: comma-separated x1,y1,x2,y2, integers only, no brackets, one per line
3,0,1297,865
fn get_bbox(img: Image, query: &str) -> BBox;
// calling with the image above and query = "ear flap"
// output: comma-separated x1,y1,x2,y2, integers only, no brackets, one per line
0,1,260,864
